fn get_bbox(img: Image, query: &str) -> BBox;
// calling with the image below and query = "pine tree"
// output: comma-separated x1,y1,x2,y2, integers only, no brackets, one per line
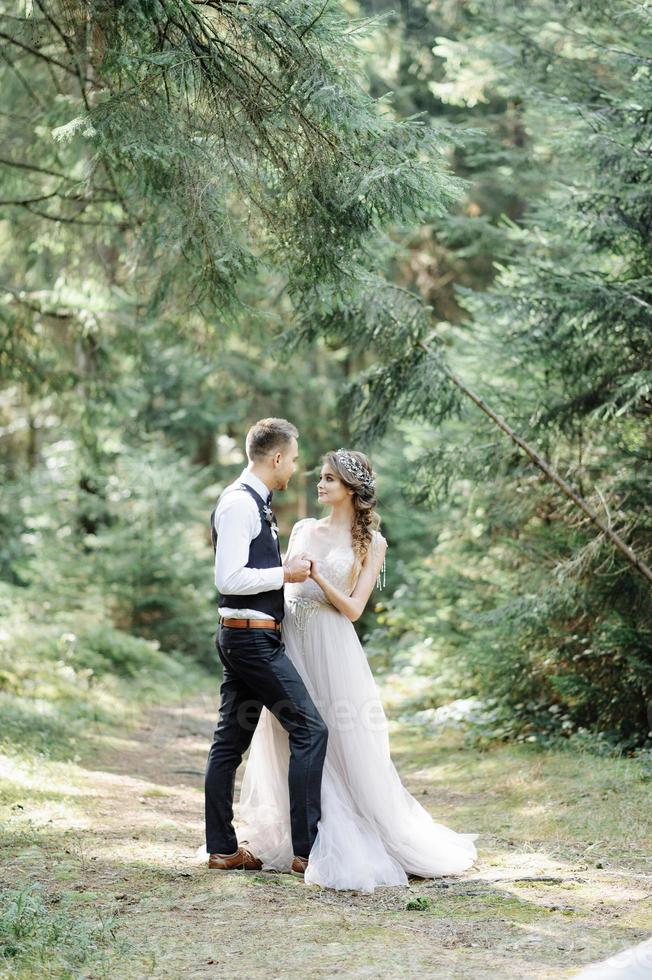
1,0,464,334
357,0,652,745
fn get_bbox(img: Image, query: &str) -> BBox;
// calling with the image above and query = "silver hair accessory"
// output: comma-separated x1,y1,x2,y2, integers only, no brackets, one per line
335,449,376,492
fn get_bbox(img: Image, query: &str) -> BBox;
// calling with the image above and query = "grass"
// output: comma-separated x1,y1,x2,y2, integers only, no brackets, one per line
1,602,651,977
0,882,134,979
0,593,208,765
391,721,652,870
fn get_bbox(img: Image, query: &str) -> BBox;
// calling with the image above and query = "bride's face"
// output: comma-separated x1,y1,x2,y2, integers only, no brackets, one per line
317,463,353,506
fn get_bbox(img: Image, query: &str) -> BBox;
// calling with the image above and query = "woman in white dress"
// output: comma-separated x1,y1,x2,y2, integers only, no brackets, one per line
236,448,479,891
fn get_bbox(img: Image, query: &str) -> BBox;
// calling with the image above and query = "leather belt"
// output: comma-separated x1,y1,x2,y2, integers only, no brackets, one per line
219,617,281,631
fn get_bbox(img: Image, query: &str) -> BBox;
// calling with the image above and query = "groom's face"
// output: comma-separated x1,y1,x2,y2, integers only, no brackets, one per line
273,436,299,491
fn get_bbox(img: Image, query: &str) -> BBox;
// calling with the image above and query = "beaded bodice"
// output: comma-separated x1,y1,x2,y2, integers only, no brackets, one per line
285,521,357,629
286,551,357,602
284,519,385,632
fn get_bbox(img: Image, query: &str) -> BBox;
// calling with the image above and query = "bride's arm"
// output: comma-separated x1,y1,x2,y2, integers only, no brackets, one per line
309,535,387,623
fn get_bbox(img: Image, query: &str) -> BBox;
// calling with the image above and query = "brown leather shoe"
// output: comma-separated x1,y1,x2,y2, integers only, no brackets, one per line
291,855,309,877
208,844,262,871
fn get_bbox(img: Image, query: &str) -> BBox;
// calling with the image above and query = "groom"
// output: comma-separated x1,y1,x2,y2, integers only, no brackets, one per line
204,417,328,876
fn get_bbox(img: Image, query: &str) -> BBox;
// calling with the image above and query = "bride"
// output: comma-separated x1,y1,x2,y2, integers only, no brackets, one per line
234,448,479,891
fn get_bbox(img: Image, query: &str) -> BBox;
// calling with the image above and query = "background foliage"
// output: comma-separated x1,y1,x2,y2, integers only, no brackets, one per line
1,0,650,752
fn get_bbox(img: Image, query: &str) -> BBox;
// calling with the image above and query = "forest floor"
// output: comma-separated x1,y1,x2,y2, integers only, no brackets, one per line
1,683,651,979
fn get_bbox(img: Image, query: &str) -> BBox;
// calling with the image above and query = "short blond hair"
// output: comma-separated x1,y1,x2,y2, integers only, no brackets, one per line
245,417,298,461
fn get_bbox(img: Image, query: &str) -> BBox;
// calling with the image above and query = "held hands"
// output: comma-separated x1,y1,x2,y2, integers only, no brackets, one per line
283,552,323,585
283,554,312,583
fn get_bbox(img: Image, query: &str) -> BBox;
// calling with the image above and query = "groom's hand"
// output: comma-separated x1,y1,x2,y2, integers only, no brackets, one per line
283,555,311,583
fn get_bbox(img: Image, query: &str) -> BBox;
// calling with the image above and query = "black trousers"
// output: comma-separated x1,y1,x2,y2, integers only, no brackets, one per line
204,624,328,859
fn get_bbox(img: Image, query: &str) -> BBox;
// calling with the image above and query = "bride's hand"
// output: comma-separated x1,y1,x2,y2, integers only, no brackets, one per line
307,557,323,584
296,551,315,577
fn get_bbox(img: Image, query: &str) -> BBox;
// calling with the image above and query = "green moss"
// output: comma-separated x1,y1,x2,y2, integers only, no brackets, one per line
400,891,555,924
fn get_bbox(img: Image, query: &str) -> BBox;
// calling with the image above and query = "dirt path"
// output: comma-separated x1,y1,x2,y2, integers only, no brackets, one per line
3,690,651,978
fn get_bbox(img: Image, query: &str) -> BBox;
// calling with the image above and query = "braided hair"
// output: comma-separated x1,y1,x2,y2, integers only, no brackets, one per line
323,449,380,577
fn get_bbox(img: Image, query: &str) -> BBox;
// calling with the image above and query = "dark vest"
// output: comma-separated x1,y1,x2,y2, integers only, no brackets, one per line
210,482,284,622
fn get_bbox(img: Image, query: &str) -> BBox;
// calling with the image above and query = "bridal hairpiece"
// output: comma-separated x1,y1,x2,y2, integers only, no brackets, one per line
333,449,384,590
335,449,376,492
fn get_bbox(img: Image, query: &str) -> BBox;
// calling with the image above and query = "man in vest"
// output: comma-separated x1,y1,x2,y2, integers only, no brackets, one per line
204,417,328,877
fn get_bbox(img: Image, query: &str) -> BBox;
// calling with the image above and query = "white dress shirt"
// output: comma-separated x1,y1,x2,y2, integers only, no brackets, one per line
214,469,284,619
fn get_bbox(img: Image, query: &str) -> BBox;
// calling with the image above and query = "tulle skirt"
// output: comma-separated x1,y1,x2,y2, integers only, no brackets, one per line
228,600,479,891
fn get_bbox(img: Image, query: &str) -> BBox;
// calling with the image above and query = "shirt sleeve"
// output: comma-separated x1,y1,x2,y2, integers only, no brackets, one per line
214,491,284,595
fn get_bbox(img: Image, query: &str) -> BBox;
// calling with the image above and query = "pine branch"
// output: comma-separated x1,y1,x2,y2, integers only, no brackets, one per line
0,284,75,319
0,156,106,185
416,339,652,588
0,28,89,80
22,202,126,226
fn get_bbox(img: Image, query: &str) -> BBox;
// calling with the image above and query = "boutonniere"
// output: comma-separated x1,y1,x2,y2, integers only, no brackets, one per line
263,504,279,535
